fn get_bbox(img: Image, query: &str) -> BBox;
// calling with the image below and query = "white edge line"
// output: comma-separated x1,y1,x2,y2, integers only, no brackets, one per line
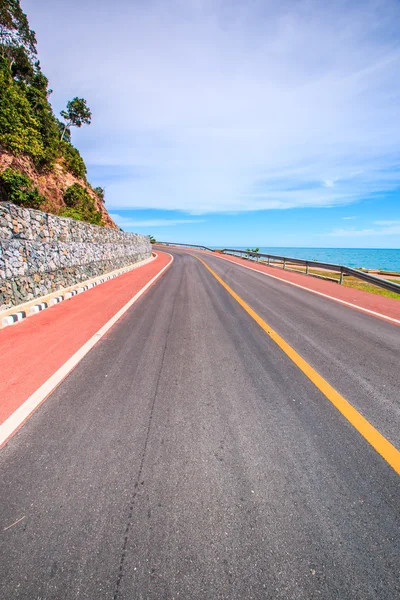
0,252,174,448
186,249,400,326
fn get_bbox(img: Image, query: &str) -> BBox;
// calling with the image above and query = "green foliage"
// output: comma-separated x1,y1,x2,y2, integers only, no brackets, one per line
57,118,70,143
0,0,37,62
0,2,106,212
0,54,88,175
0,167,45,208
60,141,86,178
57,207,84,221
148,235,156,243
62,183,103,225
10,44,34,80
25,62,60,168
244,247,259,259
94,186,105,202
0,56,43,156
60,97,91,140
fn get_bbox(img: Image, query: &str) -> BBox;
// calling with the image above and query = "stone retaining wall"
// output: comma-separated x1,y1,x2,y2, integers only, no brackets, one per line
0,202,151,310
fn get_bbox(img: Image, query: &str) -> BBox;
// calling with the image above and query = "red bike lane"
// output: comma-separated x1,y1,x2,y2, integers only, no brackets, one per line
0,252,172,429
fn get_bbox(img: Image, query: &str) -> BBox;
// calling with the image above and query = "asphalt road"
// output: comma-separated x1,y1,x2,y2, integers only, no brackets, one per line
1,249,399,599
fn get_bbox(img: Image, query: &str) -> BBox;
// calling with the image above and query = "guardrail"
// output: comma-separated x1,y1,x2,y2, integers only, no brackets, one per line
219,248,400,295
154,241,214,252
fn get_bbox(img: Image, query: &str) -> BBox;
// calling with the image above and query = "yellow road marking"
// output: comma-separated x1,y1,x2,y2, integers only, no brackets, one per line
193,254,400,476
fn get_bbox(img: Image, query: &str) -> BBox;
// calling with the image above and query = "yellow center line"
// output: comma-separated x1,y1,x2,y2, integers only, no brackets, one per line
193,253,400,476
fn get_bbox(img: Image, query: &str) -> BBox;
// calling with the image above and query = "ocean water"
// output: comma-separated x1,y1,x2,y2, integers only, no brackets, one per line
219,248,400,272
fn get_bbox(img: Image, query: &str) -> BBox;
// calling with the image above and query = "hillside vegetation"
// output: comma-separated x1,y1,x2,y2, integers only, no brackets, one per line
0,0,116,227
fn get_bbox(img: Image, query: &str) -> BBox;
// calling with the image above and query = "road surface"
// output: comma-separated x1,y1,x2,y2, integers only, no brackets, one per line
1,249,399,599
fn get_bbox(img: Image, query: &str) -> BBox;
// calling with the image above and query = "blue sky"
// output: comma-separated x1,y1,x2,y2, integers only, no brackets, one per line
24,0,400,247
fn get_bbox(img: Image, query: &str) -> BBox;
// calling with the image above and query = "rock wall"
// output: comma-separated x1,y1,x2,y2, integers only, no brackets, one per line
0,202,151,310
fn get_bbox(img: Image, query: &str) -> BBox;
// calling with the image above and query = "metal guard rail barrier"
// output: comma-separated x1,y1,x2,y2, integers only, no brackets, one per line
220,249,400,295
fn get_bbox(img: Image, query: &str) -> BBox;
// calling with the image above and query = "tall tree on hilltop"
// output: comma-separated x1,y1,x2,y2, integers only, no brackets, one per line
60,97,92,141
56,119,71,143
0,0,37,68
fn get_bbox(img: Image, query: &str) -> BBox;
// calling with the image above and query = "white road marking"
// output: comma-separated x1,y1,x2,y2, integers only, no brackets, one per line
0,253,174,448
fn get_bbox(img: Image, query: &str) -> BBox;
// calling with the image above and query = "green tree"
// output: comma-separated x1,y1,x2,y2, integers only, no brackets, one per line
60,141,86,178
60,97,91,141
0,55,43,157
94,186,105,202
0,0,37,67
61,183,103,225
148,235,156,244
0,167,45,208
56,118,70,143
9,43,33,81
25,61,60,168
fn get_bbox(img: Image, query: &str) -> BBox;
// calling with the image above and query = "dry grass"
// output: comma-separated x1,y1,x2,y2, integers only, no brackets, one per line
342,277,400,300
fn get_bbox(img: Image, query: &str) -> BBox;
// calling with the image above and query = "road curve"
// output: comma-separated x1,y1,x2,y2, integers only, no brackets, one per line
1,249,399,599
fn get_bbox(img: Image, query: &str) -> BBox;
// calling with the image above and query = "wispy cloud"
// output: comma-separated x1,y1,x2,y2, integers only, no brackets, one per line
327,220,400,237
27,0,400,213
373,220,400,226
342,216,356,220
323,180,336,188
110,214,206,228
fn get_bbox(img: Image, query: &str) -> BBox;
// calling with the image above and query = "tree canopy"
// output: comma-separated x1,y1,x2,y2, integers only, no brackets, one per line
61,183,103,225
0,0,37,63
60,97,92,140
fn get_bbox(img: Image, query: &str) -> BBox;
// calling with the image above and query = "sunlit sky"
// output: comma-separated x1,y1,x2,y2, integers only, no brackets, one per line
24,0,400,247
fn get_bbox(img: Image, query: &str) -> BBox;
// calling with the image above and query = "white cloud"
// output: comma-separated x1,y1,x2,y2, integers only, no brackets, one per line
323,180,336,188
110,214,206,228
327,221,400,237
342,216,356,220
25,0,400,213
373,220,400,226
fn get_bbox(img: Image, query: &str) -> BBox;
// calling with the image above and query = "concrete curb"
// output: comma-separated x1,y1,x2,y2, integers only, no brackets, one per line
1,311,27,326
1,253,156,329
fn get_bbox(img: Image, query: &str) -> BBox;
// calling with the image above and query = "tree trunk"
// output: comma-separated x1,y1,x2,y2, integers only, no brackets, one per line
60,123,69,141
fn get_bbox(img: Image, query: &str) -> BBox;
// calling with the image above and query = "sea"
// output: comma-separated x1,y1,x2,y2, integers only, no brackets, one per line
214,248,400,272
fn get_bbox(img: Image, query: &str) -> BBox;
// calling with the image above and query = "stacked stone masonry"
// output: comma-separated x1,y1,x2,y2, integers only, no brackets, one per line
0,202,151,310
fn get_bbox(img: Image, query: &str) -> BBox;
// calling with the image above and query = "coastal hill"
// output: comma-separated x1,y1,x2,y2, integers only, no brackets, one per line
0,1,117,229
0,148,117,229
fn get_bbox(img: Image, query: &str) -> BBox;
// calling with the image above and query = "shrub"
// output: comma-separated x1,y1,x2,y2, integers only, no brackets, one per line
62,183,103,225
0,168,45,208
60,141,86,178
58,207,84,221
94,186,105,202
